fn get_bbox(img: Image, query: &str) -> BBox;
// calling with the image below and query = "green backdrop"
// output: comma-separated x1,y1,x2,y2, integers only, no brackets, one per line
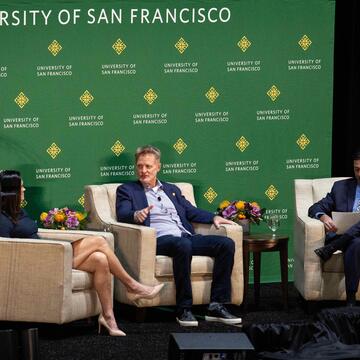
0,0,335,282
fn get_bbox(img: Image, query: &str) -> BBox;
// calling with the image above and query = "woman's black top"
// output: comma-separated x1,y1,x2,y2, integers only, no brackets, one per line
0,210,38,239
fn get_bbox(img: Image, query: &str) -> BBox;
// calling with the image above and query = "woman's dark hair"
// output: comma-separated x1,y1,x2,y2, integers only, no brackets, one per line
0,170,22,222
352,148,360,161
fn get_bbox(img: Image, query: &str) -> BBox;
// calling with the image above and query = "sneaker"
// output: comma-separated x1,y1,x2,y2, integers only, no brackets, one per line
176,309,198,327
205,304,242,325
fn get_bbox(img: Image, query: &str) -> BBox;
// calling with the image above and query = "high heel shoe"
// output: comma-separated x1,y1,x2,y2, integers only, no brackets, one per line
126,283,165,303
98,314,126,336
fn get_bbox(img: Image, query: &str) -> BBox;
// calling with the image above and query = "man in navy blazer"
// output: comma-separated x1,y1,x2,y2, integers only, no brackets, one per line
116,145,242,326
309,149,360,305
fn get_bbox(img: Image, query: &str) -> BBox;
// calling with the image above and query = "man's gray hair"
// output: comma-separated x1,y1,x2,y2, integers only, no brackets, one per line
135,145,161,162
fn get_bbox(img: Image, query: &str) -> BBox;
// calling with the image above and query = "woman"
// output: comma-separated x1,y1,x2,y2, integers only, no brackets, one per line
0,170,164,336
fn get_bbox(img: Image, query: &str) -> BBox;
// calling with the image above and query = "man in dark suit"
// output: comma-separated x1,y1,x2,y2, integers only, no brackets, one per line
116,145,242,326
309,149,360,305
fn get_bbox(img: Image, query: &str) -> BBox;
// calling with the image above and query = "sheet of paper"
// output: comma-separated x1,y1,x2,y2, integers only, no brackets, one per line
332,212,360,234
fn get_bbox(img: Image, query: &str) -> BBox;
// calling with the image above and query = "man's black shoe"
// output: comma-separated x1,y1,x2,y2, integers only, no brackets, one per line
314,244,335,262
205,304,242,325
176,309,198,327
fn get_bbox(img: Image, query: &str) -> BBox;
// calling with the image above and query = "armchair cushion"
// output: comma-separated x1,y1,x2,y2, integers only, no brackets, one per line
72,269,94,291
155,256,214,277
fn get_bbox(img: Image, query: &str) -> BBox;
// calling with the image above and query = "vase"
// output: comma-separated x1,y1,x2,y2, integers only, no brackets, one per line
237,219,250,235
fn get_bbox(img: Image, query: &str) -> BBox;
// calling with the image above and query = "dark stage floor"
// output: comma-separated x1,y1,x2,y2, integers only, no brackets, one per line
1,282,357,360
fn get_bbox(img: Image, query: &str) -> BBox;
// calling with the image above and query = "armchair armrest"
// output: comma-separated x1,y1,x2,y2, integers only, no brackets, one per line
193,222,243,304
0,237,73,323
38,228,114,249
294,215,325,261
109,222,158,284
294,215,326,300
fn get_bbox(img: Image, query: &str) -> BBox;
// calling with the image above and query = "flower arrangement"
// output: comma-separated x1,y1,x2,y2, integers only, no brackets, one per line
40,207,87,230
217,200,266,225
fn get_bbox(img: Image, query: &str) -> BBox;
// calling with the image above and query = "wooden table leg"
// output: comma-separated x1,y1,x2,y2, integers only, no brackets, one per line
243,243,250,309
279,242,288,310
253,252,261,308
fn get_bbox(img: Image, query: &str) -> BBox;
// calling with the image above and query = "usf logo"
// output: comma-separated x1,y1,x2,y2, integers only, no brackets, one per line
14,92,29,108
204,187,218,203
173,138,187,155
47,143,61,159
48,40,62,56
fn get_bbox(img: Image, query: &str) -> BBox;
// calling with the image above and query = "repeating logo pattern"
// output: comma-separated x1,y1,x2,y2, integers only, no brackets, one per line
20,199,27,208
111,140,125,156
173,138,187,154
144,89,158,104
112,38,127,55
175,37,189,54
205,87,219,103
296,134,310,150
80,90,94,107
298,35,312,51
267,85,280,101
204,187,218,203
236,136,250,152
47,143,61,159
265,185,279,201
48,40,62,56
237,36,251,52
14,92,29,108
78,194,85,208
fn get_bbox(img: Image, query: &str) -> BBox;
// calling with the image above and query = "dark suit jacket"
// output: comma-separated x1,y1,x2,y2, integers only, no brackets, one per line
116,181,215,234
308,178,360,238
0,210,38,239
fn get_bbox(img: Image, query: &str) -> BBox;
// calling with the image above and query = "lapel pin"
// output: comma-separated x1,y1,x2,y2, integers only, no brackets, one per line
172,193,176,196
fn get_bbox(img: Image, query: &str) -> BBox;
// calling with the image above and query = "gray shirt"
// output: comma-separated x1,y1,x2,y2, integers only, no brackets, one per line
144,181,190,238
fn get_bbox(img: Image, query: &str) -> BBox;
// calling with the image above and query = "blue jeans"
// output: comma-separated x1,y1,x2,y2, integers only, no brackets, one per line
156,233,235,310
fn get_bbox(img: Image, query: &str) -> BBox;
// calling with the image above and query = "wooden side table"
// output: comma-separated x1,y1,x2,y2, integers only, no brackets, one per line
243,233,289,309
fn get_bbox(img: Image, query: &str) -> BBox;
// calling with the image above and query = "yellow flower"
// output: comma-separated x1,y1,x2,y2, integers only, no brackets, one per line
235,201,245,210
40,212,48,222
238,213,246,219
251,201,260,208
219,200,231,210
76,212,86,221
54,212,66,223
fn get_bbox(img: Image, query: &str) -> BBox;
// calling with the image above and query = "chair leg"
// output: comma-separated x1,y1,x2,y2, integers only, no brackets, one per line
299,296,319,314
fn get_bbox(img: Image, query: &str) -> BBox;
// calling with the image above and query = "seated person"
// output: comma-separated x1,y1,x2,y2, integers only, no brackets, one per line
116,145,242,326
309,149,360,306
0,170,164,335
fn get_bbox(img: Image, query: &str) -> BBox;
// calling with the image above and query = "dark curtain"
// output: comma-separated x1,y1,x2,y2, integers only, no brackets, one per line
332,0,360,176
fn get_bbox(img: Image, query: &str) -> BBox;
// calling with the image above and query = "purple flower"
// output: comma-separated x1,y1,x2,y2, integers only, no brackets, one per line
65,215,79,229
222,205,237,219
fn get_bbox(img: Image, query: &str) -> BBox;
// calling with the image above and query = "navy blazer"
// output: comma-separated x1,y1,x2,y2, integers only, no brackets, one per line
308,178,360,238
116,181,215,234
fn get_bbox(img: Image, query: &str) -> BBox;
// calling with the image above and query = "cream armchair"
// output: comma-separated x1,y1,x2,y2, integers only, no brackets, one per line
0,229,114,324
84,182,243,307
294,177,351,301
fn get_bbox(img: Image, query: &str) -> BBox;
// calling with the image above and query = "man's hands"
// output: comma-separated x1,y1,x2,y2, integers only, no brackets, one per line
213,215,236,229
319,214,338,233
134,205,154,223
